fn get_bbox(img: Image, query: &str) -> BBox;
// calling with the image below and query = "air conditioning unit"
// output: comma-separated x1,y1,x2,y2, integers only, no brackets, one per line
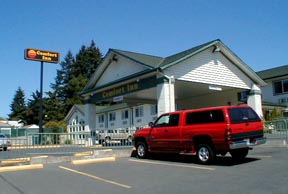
279,98,288,104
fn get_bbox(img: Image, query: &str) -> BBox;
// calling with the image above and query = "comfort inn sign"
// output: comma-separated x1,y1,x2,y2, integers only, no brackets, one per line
25,48,60,63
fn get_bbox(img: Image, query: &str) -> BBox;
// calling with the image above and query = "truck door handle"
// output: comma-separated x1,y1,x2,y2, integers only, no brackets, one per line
164,130,168,132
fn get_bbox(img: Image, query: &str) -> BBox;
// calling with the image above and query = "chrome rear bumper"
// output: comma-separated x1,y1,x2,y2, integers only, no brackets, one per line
229,137,266,149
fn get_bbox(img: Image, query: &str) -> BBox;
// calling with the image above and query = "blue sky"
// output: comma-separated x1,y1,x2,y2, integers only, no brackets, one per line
1,0,287,119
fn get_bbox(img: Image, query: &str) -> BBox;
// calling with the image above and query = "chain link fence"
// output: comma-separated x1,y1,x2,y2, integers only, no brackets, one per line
264,119,288,142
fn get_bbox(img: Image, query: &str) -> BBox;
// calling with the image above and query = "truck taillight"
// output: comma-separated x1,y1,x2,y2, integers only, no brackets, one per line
226,128,232,141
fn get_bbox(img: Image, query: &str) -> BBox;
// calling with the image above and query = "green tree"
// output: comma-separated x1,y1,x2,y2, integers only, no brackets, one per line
73,40,102,80
8,87,27,121
25,90,42,125
265,108,282,121
44,91,65,122
49,50,75,121
49,40,102,120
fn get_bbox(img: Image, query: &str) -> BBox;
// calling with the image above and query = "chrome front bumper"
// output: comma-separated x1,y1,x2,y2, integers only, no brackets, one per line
229,137,266,149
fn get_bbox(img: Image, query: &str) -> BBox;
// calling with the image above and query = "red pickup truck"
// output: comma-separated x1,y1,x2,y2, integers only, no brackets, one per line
133,105,266,164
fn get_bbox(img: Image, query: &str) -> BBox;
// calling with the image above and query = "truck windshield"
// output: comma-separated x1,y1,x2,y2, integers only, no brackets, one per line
228,107,261,124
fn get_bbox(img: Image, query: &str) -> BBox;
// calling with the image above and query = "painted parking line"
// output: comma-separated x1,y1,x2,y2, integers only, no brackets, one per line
249,155,272,158
129,159,215,171
59,166,132,189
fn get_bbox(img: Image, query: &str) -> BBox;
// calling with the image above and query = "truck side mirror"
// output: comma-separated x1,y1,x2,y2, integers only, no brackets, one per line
149,122,154,127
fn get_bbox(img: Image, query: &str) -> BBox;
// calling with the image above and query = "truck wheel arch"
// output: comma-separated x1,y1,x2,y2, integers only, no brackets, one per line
193,135,216,164
193,135,215,149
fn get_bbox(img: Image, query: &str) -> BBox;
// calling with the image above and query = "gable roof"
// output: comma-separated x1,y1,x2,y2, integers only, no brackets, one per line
159,39,220,69
64,104,85,121
81,39,266,96
110,49,163,69
257,65,288,80
81,49,163,94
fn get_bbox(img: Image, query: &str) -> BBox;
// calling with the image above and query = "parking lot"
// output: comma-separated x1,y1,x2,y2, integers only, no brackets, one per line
0,146,287,194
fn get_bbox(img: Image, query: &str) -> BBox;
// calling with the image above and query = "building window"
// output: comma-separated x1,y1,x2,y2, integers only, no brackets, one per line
121,110,129,120
109,112,116,121
98,114,105,123
274,80,288,95
135,106,144,117
150,105,157,115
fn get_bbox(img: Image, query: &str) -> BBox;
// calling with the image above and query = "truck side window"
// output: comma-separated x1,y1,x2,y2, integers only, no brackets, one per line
186,110,224,125
154,114,179,127
169,114,179,126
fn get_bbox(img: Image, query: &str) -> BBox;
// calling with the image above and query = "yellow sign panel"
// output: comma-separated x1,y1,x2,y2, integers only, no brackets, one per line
25,48,60,63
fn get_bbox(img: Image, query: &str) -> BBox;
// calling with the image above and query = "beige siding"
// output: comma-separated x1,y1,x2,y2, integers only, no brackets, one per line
97,57,148,87
165,49,253,89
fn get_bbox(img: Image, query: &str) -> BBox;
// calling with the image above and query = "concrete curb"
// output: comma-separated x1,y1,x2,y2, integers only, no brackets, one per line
0,164,43,173
71,157,116,165
29,148,135,165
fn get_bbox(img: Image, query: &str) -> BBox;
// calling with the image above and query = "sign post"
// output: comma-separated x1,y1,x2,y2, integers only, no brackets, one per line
24,48,59,144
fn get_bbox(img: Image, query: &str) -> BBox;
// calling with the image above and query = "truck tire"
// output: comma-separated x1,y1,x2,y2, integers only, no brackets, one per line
230,148,249,160
136,142,148,159
196,144,215,164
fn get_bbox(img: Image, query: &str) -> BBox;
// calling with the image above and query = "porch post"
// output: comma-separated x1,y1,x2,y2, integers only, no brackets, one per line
247,84,263,118
84,103,96,145
157,76,175,116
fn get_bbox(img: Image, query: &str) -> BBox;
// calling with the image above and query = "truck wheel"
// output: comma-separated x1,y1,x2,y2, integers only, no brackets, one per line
3,147,7,151
230,148,249,160
136,142,148,159
196,144,215,164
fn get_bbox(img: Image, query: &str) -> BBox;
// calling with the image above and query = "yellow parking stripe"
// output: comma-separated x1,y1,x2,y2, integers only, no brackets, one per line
59,166,132,189
249,155,272,158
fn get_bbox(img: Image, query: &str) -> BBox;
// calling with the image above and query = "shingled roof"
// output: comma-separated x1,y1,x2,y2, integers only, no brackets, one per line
159,39,220,69
110,49,163,69
257,65,288,80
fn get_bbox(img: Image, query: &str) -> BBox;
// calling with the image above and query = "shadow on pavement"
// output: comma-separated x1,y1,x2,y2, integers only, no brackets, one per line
130,151,260,166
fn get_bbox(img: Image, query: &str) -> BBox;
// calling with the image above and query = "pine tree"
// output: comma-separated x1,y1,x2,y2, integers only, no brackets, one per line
8,87,27,121
51,50,75,102
25,90,41,125
74,40,102,80
48,40,103,121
